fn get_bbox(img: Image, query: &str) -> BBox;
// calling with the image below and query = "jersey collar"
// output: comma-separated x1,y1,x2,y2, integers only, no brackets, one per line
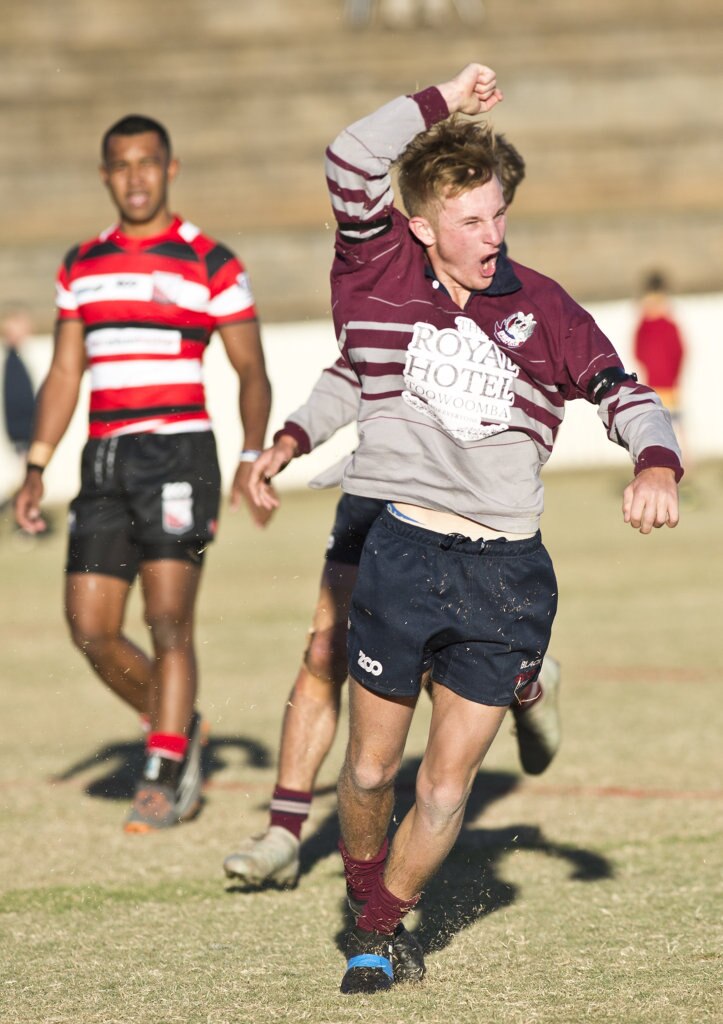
104,214,183,248
423,241,521,299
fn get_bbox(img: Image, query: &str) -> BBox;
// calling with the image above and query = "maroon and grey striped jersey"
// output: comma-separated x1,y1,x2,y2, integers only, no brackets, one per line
56,216,257,438
324,88,682,532
278,355,360,455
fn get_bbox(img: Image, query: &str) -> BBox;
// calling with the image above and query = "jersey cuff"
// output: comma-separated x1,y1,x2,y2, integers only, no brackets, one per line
212,312,258,328
273,422,311,456
410,86,450,128
634,446,684,483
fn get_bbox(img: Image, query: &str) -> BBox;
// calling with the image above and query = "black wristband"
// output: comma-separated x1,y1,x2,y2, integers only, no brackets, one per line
26,463,45,475
587,367,638,405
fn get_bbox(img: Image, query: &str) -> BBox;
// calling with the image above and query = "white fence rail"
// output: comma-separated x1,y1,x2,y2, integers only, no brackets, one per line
2,293,718,506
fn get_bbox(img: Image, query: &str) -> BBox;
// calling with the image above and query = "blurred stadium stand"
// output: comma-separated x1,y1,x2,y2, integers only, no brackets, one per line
1,0,723,328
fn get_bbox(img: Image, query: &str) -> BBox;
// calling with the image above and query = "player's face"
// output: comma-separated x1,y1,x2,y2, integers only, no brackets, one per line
100,131,178,235
412,176,507,301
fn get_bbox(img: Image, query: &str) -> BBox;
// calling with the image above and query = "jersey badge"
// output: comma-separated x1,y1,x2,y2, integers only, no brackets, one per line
151,271,184,305
235,271,254,306
494,312,537,349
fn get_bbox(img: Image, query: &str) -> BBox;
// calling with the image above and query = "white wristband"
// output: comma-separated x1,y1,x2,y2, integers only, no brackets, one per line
239,449,262,463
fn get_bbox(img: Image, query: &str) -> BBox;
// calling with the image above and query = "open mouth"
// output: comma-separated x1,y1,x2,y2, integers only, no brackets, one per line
480,251,499,277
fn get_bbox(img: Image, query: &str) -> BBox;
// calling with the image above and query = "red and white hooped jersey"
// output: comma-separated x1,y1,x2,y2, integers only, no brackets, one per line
55,216,257,438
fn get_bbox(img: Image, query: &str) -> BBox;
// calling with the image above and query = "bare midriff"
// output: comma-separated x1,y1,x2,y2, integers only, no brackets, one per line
393,502,536,541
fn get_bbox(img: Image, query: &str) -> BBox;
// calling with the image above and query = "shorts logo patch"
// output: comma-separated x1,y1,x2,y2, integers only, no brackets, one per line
357,649,383,676
513,657,543,702
162,481,194,535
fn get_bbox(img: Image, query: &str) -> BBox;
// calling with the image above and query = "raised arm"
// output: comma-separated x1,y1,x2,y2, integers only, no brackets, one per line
435,63,503,116
14,319,86,533
325,63,502,238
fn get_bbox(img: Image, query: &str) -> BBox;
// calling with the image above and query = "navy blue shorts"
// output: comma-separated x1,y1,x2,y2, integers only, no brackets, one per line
66,432,221,582
347,509,558,707
325,493,386,565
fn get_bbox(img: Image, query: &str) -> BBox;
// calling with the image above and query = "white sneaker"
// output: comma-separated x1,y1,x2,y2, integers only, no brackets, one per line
223,825,300,888
513,656,561,775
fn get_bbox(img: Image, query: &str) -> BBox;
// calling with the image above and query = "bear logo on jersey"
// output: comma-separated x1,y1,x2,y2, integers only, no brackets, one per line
494,312,537,349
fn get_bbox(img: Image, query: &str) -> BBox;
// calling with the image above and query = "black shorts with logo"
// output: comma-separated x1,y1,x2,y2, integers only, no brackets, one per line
324,493,387,565
66,432,221,582
347,508,558,707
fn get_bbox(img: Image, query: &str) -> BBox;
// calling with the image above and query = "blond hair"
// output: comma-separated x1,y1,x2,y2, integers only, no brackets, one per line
397,117,510,217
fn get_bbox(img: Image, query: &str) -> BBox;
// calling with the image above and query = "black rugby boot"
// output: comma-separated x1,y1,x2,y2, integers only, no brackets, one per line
347,896,426,983
340,926,394,994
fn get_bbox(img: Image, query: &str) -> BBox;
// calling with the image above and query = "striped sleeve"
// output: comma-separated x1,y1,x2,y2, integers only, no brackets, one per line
55,245,81,318
277,357,361,454
205,245,257,325
325,88,448,243
563,313,683,479
599,383,683,480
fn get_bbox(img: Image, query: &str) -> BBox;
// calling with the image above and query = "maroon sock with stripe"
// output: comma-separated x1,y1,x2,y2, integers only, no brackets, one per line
269,785,312,839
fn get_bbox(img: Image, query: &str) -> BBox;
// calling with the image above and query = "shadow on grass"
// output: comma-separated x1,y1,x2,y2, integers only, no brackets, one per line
300,758,614,956
417,822,613,954
51,735,272,800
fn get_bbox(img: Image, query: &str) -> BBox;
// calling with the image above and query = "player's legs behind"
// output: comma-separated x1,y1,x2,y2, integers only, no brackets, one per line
223,493,383,885
223,560,356,887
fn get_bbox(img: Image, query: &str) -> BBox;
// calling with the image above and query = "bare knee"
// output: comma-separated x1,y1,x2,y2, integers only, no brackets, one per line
144,609,193,653
65,608,116,656
288,668,342,715
344,749,400,797
303,625,348,684
415,771,471,830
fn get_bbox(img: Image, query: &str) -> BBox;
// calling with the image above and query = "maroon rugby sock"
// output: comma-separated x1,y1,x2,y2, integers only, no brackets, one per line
339,837,389,904
357,874,420,935
269,785,312,839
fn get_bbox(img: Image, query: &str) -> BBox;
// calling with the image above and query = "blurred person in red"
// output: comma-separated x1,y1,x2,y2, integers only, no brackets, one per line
633,270,687,457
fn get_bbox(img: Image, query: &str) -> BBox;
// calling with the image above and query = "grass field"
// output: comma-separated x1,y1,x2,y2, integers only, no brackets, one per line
1,464,721,1024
